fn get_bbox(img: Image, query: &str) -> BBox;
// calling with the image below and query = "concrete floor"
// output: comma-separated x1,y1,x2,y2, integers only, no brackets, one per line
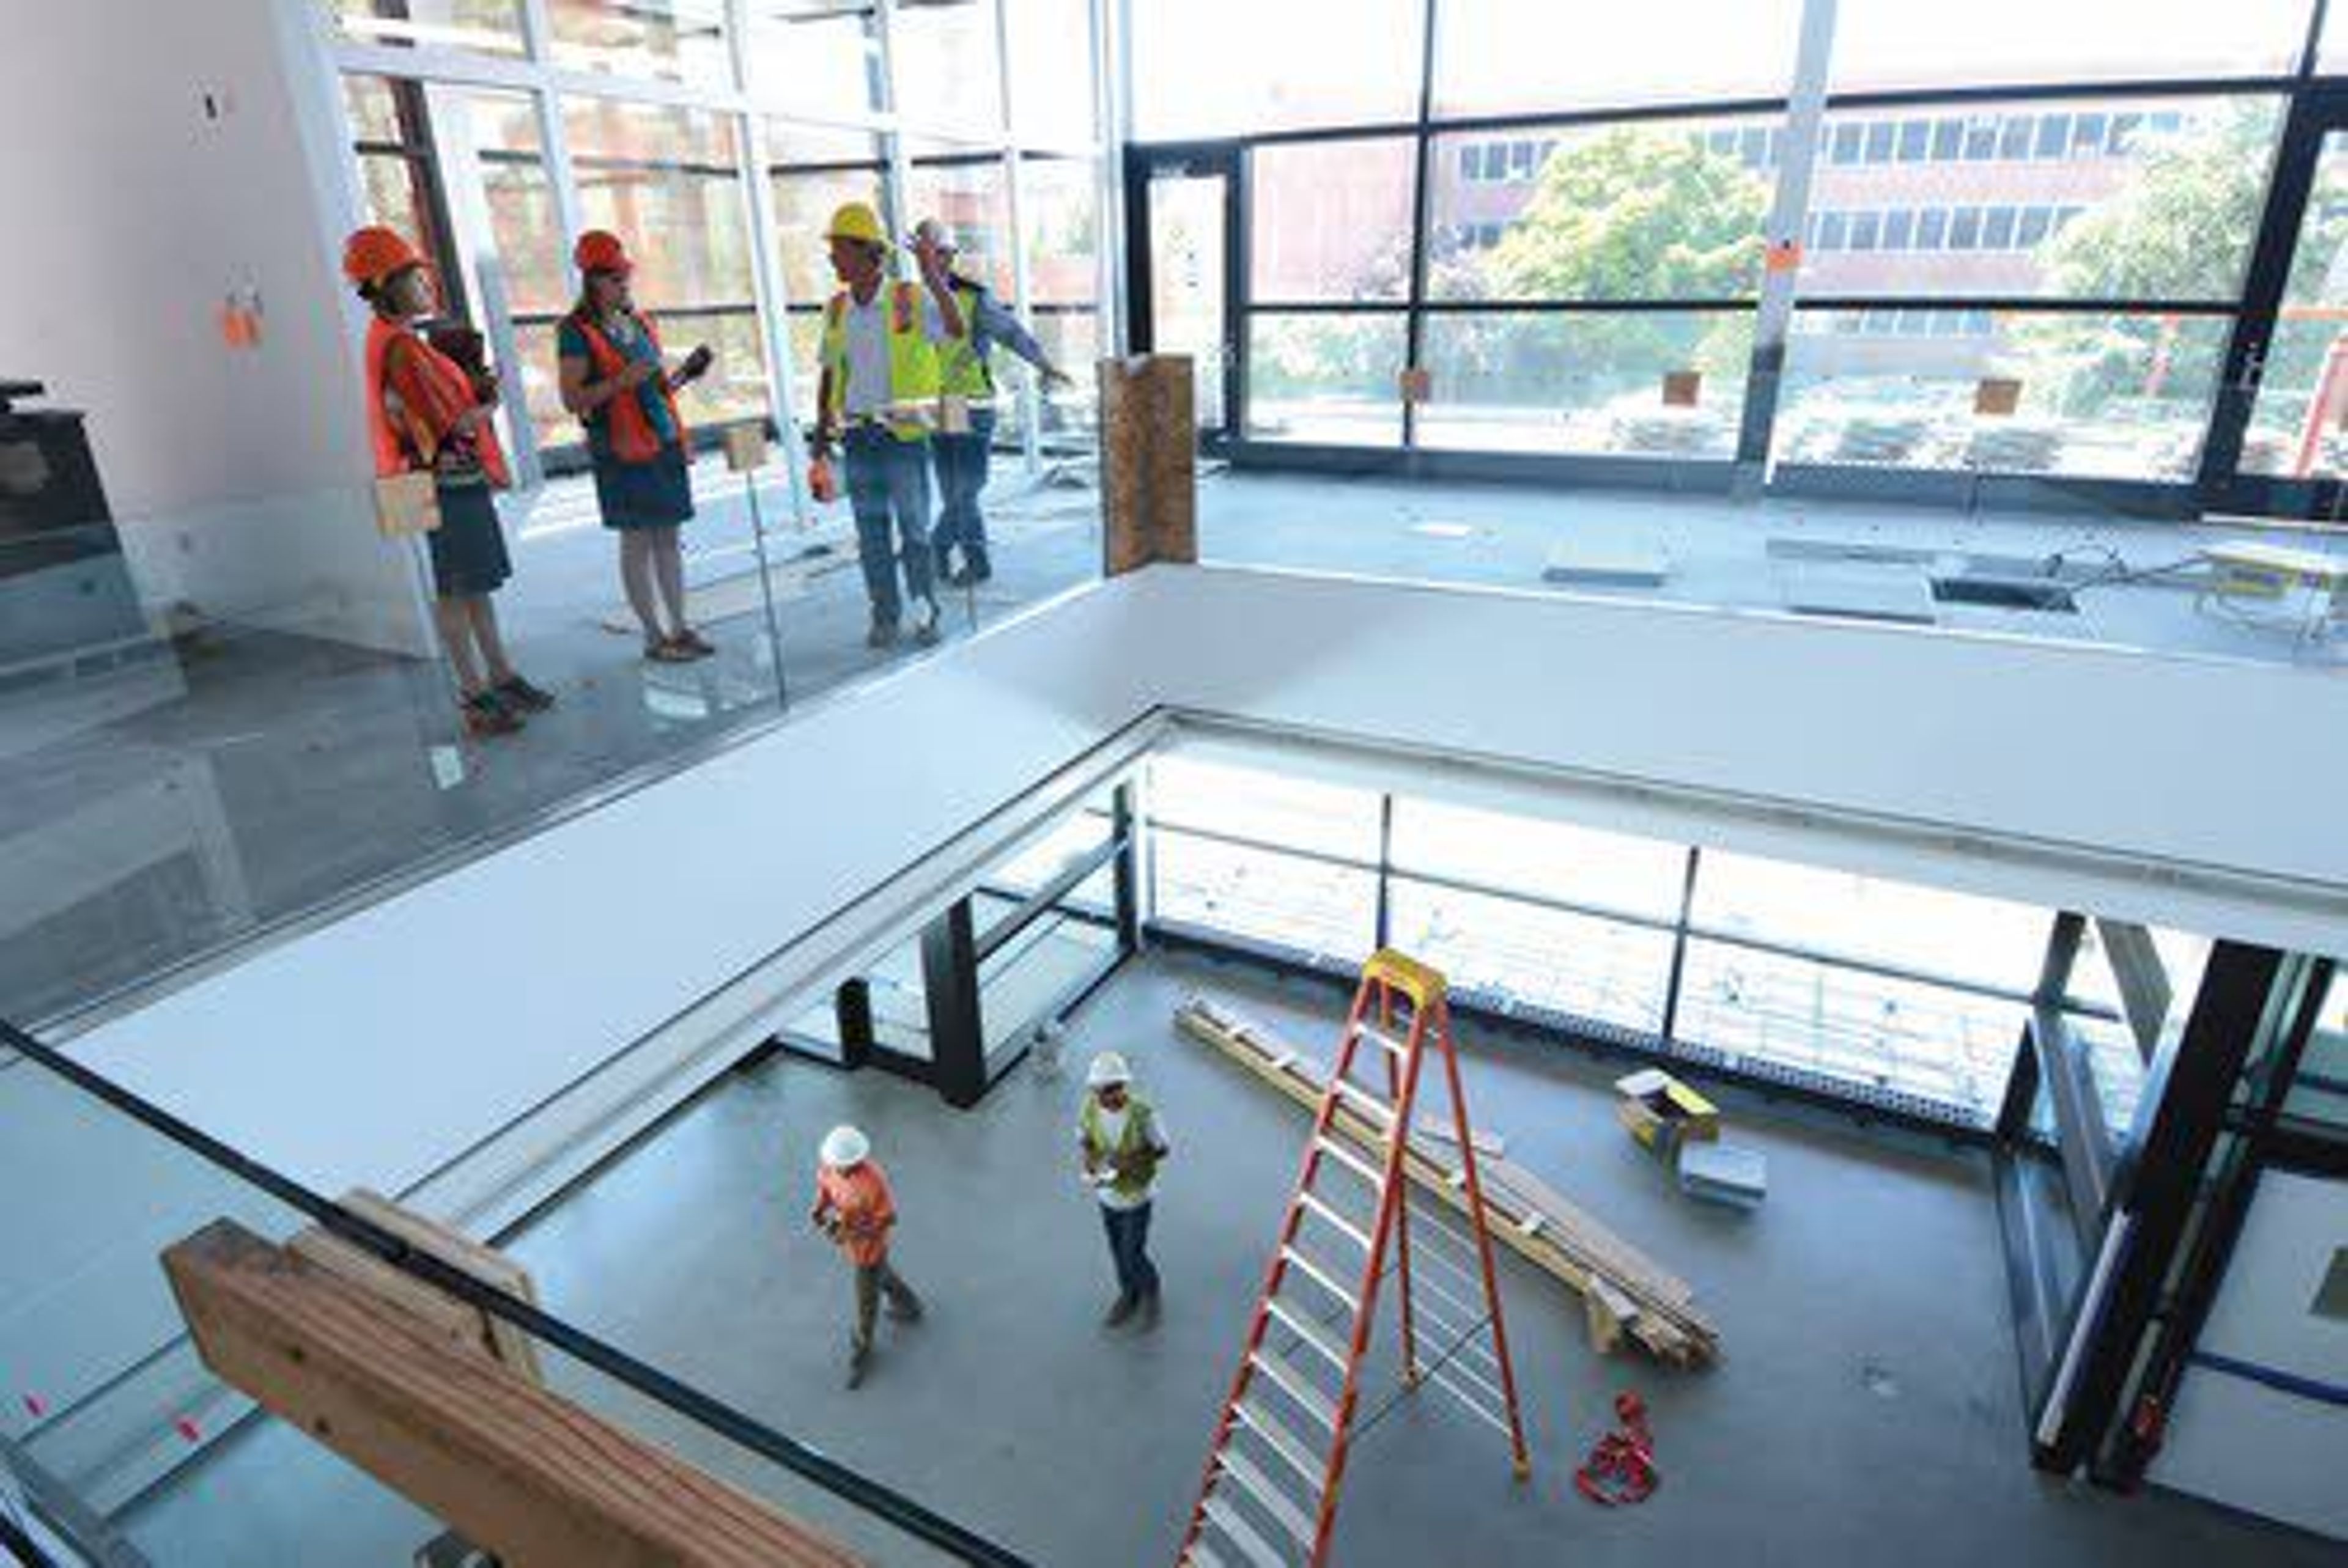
118,950,2338,1567
9,460,2340,1028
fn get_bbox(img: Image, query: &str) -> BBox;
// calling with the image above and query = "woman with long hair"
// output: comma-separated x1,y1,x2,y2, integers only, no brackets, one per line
556,230,716,663
344,225,553,736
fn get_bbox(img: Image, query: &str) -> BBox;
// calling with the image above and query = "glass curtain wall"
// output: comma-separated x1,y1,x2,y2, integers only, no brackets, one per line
1139,753,2143,1128
1126,0,2330,501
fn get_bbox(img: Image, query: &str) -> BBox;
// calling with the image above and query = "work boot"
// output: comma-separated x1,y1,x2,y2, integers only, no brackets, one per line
846,1344,871,1389
885,1287,925,1323
866,616,899,650
912,598,942,647
952,548,992,587
1102,1294,1137,1329
1137,1291,1162,1333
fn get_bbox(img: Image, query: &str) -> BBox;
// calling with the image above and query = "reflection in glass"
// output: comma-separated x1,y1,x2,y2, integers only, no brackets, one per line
1247,313,1407,446
2243,130,2348,479
1779,309,2229,480
1417,311,1754,458
1250,139,1417,304
1146,171,1228,430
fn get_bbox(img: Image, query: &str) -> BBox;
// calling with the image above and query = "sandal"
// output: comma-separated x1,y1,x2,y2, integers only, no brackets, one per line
670,628,717,659
643,637,696,664
495,674,556,712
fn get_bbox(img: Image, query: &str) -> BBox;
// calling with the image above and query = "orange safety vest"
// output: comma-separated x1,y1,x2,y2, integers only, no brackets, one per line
814,1161,898,1267
363,316,509,487
569,309,687,464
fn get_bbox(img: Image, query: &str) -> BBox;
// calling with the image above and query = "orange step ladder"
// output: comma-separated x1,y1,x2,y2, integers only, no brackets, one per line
1177,950,1530,1567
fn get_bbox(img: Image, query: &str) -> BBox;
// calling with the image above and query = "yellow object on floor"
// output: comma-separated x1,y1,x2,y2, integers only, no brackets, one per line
1613,1068,1720,1155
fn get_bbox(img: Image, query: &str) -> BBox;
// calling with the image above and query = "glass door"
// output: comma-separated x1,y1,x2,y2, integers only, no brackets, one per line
2208,88,2348,519
1128,147,1238,445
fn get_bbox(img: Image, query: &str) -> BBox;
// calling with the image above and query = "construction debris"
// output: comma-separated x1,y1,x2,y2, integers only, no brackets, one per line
1176,995,1720,1366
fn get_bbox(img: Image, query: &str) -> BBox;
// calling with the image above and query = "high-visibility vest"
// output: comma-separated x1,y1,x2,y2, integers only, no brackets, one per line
1080,1091,1164,1204
567,309,687,465
363,315,509,487
936,282,993,400
819,279,942,441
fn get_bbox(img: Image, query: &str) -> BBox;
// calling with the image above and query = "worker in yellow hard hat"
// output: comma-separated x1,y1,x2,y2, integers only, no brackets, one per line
810,201,967,650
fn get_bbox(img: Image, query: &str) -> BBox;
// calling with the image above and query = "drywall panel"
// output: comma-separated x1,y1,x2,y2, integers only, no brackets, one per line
2153,1172,2348,1540
1130,567,2348,955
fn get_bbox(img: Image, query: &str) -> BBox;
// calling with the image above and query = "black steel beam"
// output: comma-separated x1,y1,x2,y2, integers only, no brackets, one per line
921,899,988,1109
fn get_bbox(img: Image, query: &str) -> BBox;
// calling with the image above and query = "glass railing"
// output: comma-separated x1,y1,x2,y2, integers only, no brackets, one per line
0,418,1101,1026
0,1017,1030,1566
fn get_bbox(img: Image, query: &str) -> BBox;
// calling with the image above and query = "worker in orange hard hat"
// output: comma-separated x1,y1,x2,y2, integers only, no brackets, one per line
344,225,553,738
556,229,718,665
811,201,965,651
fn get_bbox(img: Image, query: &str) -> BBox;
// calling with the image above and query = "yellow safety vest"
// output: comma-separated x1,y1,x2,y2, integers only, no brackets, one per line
937,282,994,400
818,279,942,441
1080,1092,1164,1204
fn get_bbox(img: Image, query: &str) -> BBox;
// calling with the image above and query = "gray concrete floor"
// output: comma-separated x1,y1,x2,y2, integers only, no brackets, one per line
119,950,2338,1566
9,460,2339,1028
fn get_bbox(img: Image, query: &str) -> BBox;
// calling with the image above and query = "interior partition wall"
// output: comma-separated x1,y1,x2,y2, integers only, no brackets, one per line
1123,0,2348,518
322,0,1116,514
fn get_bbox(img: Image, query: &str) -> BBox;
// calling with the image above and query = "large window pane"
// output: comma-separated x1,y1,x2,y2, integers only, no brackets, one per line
1131,0,1423,138
992,807,1113,899
1006,0,1098,145
1417,310,1752,458
1691,849,2049,992
1250,139,1416,304
1023,156,1101,306
651,307,771,427
448,89,569,315
1033,307,1101,447
745,2,884,117
2242,128,2348,476
2284,969,2348,1128
909,148,1014,297
565,100,754,306
1778,309,2229,480
1151,830,1378,964
325,0,526,55
1675,939,2025,1117
1387,798,1685,921
547,0,733,89
1801,98,2281,301
1429,122,1772,304
767,123,888,305
892,0,1004,135
1389,878,1674,1036
1831,1,2309,90
1146,756,1379,861
1433,0,1801,117
1247,314,1408,446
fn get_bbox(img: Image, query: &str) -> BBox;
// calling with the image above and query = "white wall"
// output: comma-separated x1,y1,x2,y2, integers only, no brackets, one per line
0,0,430,655
2154,1171,2348,1540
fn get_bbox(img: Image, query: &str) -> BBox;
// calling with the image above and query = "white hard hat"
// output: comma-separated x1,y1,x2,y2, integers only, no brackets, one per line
911,216,956,252
1087,1051,1132,1089
820,1124,869,1168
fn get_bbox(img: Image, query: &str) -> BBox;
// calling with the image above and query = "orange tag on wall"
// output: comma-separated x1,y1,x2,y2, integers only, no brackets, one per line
1764,240,1804,274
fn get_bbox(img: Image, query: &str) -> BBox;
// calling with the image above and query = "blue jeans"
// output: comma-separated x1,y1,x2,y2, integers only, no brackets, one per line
842,427,936,625
1100,1201,1160,1304
929,407,997,570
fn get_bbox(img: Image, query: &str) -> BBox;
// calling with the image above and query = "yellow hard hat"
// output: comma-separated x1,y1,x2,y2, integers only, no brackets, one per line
825,202,886,246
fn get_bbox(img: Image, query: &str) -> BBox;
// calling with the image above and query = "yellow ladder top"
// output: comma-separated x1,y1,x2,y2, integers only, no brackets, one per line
1363,948,1447,1009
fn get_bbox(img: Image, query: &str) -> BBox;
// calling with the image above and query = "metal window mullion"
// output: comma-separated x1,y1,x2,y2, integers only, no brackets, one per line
1401,0,1439,454
738,109,816,525
1737,0,1837,489
1101,0,1134,355
1659,846,1701,1042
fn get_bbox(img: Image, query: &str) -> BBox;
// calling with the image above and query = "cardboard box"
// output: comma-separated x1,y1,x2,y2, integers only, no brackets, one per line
1613,1068,1720,1158
1678,1141,1768,1210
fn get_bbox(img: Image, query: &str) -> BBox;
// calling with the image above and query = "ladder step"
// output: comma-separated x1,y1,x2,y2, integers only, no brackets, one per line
1296,1191,1373,1253
1353,1022,1411,1059
1249,1349,1338,1430
1217,1447,1316,1548
1330,1077,1395,1125
1428,1363,1514,1439
1201,1494,1288,1568
1235,1396,1324,1485
1184,1541,1230,1568
1312,1134,1384,1188
1266,1299,1349,1372
1279,1245,1360,1313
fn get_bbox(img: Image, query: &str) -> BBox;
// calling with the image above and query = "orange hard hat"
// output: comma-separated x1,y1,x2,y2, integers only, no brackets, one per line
342,226,427,287
574,229,633,275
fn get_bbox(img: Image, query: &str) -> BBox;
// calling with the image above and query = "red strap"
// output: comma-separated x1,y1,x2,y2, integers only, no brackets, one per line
1575,1393,1659,1506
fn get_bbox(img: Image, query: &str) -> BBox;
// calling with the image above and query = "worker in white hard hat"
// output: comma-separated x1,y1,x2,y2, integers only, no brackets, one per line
810,1123,924,1388
1078,1051,1170,1330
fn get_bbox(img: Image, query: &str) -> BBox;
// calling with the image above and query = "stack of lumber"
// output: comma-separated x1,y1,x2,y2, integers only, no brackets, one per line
1176,995,1719,1367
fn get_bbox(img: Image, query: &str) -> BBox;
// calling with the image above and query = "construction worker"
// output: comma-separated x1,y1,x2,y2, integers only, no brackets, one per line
343,225,554,738
556,230,718,664
811,202,966,650
1079,1053,1170,1330
811,1124,924,1388
909,218,1072,587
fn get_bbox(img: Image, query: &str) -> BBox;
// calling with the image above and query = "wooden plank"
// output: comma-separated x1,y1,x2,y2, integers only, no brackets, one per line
340,1190,546,1386
163,1221,862,1568
1420,1122,1507,1160
1178,996,1718,1366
